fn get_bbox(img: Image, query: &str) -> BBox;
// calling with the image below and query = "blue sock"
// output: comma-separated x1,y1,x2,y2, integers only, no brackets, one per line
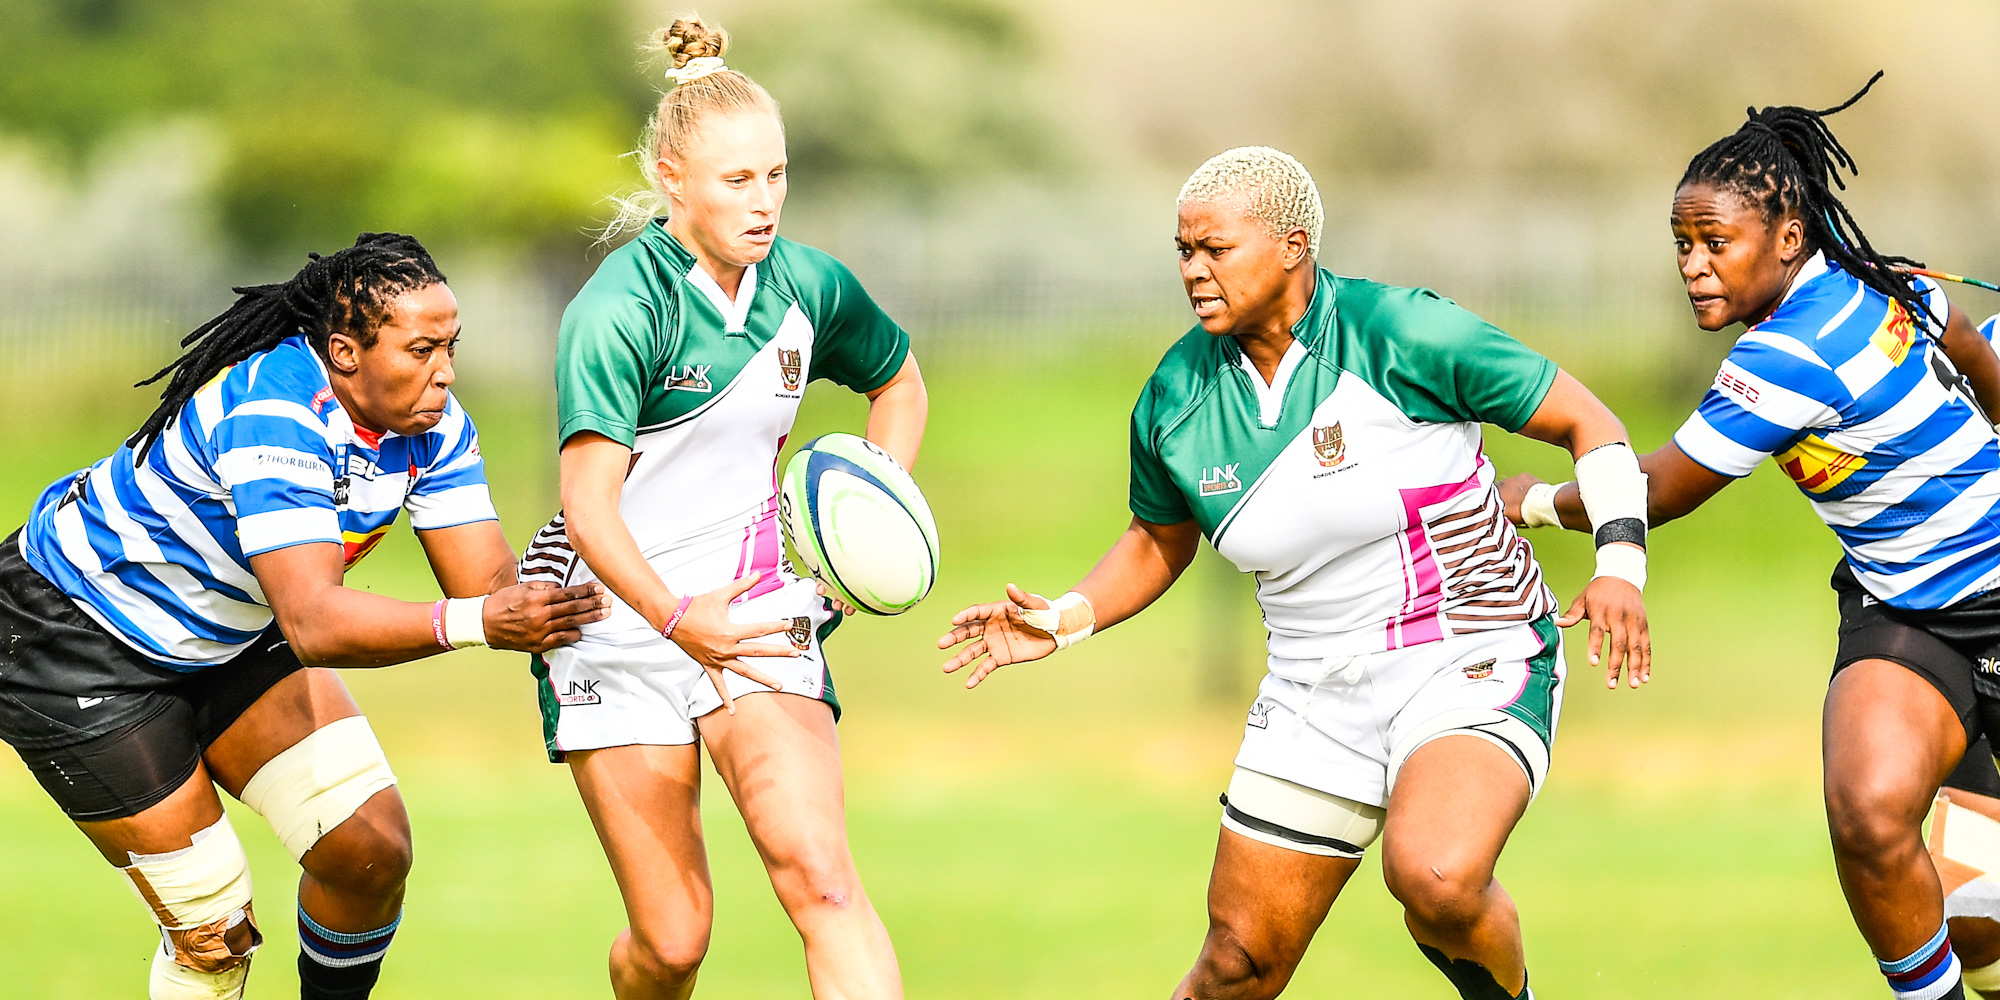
297,904,399,1000
1879,923,1964,1000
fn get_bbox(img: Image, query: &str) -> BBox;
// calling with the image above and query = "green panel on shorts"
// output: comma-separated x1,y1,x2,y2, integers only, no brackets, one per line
1499,615,1562,746
815,612,843,722
529,654,565,764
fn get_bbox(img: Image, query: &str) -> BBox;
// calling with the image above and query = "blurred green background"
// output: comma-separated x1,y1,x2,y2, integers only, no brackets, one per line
7,1,2000,998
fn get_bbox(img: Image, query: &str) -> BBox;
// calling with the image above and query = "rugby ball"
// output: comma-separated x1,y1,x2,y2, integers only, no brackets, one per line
779,433,940,616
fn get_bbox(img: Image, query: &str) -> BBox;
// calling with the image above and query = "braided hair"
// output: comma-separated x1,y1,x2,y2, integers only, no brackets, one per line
1679,71,1933,326
128,232,446,458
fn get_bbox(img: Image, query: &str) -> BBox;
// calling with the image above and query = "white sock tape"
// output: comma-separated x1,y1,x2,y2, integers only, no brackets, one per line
443,597,487,649
1521,482,1564,529
1017,591,1095,650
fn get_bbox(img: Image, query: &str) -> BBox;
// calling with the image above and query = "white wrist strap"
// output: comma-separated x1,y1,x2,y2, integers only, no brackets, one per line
1592,544,1647,592
443,597,488,649
1017,591,1096,650
1521,482,1564,529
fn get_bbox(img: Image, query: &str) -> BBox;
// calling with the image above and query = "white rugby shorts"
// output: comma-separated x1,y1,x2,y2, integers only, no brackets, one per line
1233,616,1564,809
531,575,838,760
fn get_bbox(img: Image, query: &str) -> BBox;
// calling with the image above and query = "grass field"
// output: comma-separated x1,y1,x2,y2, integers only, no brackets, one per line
0,344,1888,998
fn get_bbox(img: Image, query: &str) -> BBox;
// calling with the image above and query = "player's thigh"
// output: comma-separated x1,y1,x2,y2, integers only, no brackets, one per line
1824,658,1965,827
1203,826,1361,969
698,694,854,882
202,664,362,792
568,743,714,940
1380,735,1529,900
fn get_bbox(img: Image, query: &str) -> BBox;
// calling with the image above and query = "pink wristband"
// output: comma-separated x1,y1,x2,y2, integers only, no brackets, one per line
429,599,450,650
660,594,695,641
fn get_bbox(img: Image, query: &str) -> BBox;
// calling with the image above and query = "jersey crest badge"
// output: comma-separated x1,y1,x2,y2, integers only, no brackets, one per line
665,365,713,393
777,349,803,392
788,616,813,650
1462,658,1496,680
1313,423,1346,467
1199,463,1243,496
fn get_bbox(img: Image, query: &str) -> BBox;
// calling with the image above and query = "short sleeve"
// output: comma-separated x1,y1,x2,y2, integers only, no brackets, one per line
1357,288,1556,431
209,400,340,557
803,256,910,393
1981,313,2000,344
405,396,498,530
1671,334,1844,478
555,292,660,448
1128,387,1193,525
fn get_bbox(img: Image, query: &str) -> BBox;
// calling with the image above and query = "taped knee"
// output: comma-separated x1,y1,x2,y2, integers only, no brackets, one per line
1932,793,2000,923
1390,709,1549,802
1219,767,1384,859
240,716,397,861
119,814,262,997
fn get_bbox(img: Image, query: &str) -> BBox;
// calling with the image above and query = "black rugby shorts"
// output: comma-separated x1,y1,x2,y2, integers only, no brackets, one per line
0,529,303,820
1831,560,2000,761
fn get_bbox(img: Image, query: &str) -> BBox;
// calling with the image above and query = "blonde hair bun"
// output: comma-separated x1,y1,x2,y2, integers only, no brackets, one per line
649,15,729,68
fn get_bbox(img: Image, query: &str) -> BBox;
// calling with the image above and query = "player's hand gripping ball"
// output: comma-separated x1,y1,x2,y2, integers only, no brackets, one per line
779,433,940,616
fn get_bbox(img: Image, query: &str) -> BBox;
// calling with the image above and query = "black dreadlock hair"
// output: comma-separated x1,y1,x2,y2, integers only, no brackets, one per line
128,232,446,459
1678,71,1934,327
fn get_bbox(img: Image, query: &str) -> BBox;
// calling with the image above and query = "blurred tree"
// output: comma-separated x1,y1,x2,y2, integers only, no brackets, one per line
0,0,1075,256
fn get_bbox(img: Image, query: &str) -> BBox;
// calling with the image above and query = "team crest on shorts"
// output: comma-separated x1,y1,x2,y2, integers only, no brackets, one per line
1462,659,1497,680
1312,423,1346,467
788,616,813,650
777,349,803,392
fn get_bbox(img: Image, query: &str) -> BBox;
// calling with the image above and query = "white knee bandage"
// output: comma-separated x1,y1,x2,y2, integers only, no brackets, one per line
119,814,261,999
1219,767,1385,859
1390,708,1552,801
240,716,397,861
1931,793,2000,922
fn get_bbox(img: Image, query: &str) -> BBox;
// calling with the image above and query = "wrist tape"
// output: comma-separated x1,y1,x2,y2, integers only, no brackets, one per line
1017,591,1096,650
1520,482,1564,529
443,597,488,649
1574,442,1648,591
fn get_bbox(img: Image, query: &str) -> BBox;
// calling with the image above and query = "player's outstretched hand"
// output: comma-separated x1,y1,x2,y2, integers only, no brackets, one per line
485,581,612,654
667,570,798,716
1555,569,1651,690
937,584,1058,689
1497,472,1548,526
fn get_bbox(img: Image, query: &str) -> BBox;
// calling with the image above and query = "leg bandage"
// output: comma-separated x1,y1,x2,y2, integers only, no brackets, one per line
1218,767,1384,859
119,814,262,999
1968,957,2000,994
1390,708,1552,801
1930,793,2000,922
240,716,397,861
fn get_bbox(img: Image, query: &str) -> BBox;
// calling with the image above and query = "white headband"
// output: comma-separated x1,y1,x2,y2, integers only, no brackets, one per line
665,56,728,87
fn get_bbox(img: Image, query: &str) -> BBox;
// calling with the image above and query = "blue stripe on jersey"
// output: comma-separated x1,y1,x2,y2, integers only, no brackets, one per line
1672,255,2000,609
20,335,498,669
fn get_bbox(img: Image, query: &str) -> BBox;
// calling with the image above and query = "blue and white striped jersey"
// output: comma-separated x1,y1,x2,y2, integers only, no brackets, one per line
20,335,497,670
1673,253,2000,610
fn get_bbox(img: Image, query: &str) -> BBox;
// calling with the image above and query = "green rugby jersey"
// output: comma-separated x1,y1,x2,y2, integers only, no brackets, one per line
1131,268,1558,659
522,221,908,632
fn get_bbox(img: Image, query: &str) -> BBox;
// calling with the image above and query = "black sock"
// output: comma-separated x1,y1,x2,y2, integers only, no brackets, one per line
1417,942,1527,1000
296,904,398,1000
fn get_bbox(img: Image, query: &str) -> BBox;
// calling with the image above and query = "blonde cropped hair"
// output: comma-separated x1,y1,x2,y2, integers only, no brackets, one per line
598,14,782,241
1177,147,1324,259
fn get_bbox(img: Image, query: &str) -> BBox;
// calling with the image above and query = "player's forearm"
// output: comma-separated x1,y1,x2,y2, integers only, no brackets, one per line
275,586,447,668
864,354,927,471
1072,519,1200,632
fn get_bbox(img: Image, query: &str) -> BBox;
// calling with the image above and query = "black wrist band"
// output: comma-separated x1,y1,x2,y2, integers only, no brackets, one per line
1594,517,1647,550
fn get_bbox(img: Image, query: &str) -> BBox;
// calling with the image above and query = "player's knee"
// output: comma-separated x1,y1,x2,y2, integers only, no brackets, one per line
623,928,708,985
764,846,860,914
1826,779,1923,863
1191,926,1292,1000
118,814,264,999
303,800,413,899
1385,858,1490,935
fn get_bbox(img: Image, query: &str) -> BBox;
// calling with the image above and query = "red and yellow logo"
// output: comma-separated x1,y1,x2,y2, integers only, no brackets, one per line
1871,302,1916,365
1775,434,1866,494
342,526,391,568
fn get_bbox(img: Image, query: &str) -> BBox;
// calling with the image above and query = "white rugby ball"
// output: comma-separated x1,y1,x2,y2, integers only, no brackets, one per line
778,433,940,616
